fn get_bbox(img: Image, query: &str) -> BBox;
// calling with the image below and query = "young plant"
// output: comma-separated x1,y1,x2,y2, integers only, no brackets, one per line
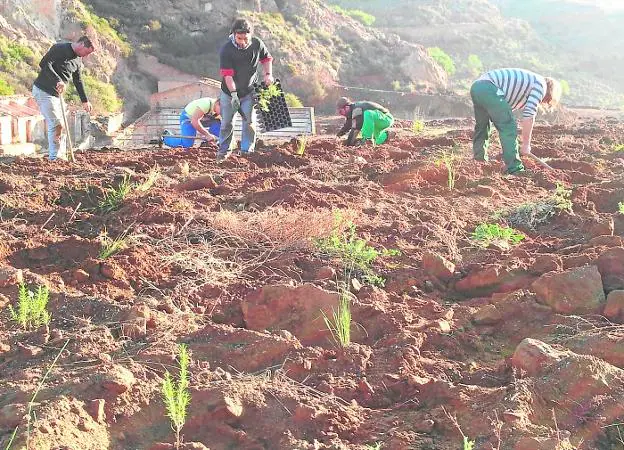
619,202,624,214
296,135,307,156
162,343,191,450
257,83,283,112
412,120,425,135
435,145,462,190
9,283,51,330
497,183,572,230
471,223,525,249
315,215,399,286
136,166,160,193
610,143,624,152
322,286,352,348
98,175,133,213
98,228,131,260
463,437,475,450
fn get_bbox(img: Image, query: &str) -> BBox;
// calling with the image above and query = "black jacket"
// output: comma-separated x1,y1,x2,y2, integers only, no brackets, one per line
337,101,389,145
33,43,88,102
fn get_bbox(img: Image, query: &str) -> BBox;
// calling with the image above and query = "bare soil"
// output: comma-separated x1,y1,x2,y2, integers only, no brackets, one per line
1,117,624,450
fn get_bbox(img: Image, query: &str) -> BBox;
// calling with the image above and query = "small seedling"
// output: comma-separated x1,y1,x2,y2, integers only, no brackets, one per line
257,83,283,112
322,286,352,348
365,443,383,450
435,145,462,190
296,135,307,155
619,202,624,214
610,143,624,152
136,166,161,193
162,343,191,450
98,228,131,260
463,437,475,450
471,223,525,249
412,120,425,134
9,283,51,330
98,175,133,213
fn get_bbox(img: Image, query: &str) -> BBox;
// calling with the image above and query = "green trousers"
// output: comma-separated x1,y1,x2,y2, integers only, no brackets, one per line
361,109,394,145
470,80,524,173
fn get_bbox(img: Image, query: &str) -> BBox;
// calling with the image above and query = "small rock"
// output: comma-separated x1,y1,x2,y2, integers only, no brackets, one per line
502,410,525,424
86,399,106,424
0,292,9,308
358,378,375,395
121,319,147,340
530,255,562,274
604,290,624,323
72,269,90,283
317,380,334,394
422,251,455,281
406,375,432,387
315,266,336,280
511,338,563,377
17,343,42,357
157,299,176,314
588,235,624,247
413,419,435,433
475,185,496,197
351,278,363,292
0,342,10,354
433,319,451,333
172,161,190,176
596,247,624,292
472,304,503,325
294,404,316,422
0,266,23,287
101,365,136,397
349,155,367,164
126,304,151,321
192,305,206,315
176,174,217,191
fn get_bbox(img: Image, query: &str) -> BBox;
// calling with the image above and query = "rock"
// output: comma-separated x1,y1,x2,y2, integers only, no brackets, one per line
413,419,435,433
172,161,190,176
294,404,316,422
455,267,533,296
0,292,9,308
242,284,340,345
604,290,624,323
176,174,217,191
86,399,106,424
216,396,243,419
531,265,605,314
126,304,151,322
315,266,336,280
433,319,451,333
511,338,563,376
529,255,562,274
0,266,23,287
586,216,614,237
422,251,455,281
121,319,147,340
0,403,25,429
351,278,362,292
72,268,90,283
348,155,367,164
17,343,42,357
596,247,624,292
515,436,570,450
0,342,10,354
358,378,375,395
472,304,503,325
100,365,136,397
100,263,125,280
157,299,177,314
475,185,496,197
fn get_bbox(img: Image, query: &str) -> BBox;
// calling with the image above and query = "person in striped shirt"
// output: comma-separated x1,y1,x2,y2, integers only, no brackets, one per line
470,68,562,174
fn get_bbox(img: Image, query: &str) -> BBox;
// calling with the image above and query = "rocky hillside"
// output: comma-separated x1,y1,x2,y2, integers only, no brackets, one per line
0,0,156,117
80,0,447,112
330,0,624,108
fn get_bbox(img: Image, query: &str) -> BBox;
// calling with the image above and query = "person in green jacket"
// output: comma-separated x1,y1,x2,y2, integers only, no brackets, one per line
336,97,394,146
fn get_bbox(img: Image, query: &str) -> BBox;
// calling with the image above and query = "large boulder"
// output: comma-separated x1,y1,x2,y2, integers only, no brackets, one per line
531,265,605,314
242,284,340,346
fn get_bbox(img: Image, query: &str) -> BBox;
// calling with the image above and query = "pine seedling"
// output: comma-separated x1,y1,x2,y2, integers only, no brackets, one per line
162,344,191,449
9,283,51,330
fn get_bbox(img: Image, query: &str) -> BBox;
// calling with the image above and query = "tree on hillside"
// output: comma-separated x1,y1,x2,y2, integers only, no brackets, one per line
427,47,456,76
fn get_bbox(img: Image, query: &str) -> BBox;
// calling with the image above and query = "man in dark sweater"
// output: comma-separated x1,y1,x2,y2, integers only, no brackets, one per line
217,18,273,162
32,36,95,160
336,97,394,147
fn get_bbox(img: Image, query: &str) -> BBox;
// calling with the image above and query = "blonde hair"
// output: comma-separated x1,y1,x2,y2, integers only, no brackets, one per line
544,77,562,106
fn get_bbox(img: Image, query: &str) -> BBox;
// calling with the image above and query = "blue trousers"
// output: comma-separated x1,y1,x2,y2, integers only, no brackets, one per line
163,110,220,148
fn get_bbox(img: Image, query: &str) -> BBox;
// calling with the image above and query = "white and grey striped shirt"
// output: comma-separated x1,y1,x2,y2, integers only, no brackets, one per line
483,68,547,118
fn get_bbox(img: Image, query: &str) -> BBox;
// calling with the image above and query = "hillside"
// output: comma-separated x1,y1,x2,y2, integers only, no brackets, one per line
329,0,624,108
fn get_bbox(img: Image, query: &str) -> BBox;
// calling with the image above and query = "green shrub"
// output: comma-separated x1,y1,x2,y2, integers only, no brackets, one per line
66,74,123,113
471,223,525,249
0,77,14,95
329,5,376,26
162,344,190,449
72,2,131,57
496,183,572,230
467,54,483,76
428,47,456,75
9,283,51,330
618,202,624,214
284,92,303,107
560,79,571,96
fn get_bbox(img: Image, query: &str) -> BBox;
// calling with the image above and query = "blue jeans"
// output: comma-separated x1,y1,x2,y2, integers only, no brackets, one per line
32,85,66,160
162,111,220,148
219,91,256,154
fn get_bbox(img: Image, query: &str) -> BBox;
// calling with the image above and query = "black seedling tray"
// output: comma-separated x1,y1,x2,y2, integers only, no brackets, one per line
252,80,292,132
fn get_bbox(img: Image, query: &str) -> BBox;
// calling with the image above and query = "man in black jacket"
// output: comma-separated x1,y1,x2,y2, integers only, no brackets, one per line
217,18,273,162
32,36,95,160
336,97,394,146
